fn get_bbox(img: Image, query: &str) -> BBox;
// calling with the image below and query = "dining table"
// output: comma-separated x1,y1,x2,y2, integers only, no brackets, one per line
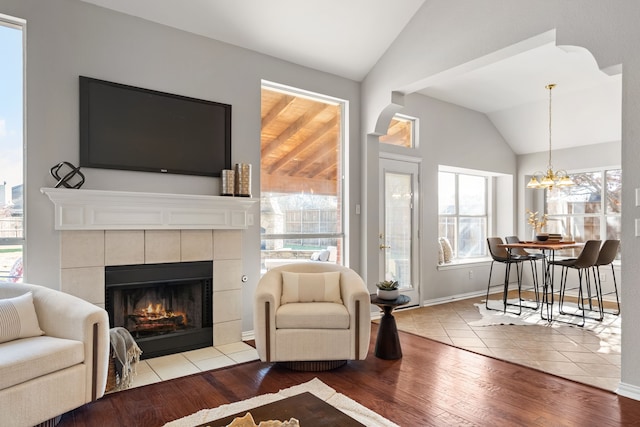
499,240,584,323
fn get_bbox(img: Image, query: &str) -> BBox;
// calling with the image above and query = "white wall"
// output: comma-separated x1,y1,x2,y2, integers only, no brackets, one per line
2,0,361,333
362,0,640,397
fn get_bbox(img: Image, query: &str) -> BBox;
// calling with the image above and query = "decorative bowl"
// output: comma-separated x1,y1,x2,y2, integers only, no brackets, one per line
536,233,549,242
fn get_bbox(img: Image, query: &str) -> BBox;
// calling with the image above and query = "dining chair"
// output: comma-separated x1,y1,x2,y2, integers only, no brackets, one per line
593,239,620,315
485,237,528,315
505,236,544,310
549,239,602,326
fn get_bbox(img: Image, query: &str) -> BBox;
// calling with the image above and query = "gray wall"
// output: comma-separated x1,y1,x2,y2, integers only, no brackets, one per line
2,0,361,333
378,93,517,302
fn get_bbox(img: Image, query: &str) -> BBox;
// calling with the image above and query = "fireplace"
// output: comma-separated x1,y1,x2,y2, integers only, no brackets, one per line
43,188,256,350
105,261,213,359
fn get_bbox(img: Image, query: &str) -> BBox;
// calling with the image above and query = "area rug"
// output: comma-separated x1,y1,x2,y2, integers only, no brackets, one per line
471,298,621,332
163,378,399,427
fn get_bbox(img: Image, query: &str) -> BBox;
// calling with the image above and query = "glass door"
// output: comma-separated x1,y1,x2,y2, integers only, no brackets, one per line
379,157,420,303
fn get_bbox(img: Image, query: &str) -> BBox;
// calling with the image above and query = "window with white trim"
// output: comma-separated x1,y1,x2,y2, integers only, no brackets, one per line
438,169,488,260
380,114,417,148
0,14,24,282
545,168,621,259
260,82,346,271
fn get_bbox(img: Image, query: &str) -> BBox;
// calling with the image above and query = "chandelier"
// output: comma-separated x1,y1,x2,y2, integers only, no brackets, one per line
526,84,575,189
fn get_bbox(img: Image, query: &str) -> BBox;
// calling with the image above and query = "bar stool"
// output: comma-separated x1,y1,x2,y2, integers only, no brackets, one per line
549,240,602,326
486,237,528,315
505,236,544,309
593,239,620,315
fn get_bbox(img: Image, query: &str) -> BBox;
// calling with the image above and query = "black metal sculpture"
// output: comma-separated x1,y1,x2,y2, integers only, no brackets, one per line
50,161,85,189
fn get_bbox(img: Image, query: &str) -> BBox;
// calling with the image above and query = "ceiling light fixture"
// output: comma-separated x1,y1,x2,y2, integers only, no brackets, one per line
526,84,575,190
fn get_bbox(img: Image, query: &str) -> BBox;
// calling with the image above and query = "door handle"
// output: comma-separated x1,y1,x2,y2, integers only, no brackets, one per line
379,244,391,250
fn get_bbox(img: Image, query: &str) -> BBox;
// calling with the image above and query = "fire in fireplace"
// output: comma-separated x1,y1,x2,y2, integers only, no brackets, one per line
125,290,190,336
105,261,213,359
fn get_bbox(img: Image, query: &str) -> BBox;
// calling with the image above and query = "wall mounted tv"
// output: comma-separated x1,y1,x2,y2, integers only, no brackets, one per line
79,76,231,177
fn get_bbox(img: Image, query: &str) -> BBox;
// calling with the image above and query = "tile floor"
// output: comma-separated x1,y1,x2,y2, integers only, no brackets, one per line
129,341,259,389
390,293,621,392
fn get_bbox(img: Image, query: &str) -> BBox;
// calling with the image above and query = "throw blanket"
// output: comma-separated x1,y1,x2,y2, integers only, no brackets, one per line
109,327,142,391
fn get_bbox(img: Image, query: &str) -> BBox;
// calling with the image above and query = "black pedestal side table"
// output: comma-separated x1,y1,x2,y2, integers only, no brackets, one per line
370,294,411,359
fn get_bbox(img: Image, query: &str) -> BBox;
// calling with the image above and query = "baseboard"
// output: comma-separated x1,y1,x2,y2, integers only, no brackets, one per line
617,382,640,401
421,288,496,307
242,330,255,341
369,288,493,318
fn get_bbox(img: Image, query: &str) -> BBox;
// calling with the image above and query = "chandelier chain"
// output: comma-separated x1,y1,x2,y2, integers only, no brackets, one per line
526,83,574,189
547,83,555,170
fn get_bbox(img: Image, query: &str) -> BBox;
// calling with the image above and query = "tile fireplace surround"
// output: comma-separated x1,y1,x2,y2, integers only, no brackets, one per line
41,187,256,346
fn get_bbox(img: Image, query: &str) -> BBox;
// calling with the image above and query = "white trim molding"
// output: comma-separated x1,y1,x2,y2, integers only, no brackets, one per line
242,330,256,342
41,187,257,231
617,382,640,401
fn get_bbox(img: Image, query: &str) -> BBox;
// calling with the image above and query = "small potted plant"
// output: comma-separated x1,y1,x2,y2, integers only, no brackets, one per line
376,280,400,300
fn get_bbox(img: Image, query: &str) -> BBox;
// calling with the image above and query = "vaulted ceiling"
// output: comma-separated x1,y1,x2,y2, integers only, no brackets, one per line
79,0,621,156
78,0,425,82
418,42,621,155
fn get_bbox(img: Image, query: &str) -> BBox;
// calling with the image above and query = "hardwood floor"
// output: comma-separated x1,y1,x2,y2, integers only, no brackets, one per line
58,324,640,427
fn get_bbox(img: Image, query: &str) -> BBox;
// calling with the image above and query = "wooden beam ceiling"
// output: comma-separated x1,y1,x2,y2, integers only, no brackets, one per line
261,88,341,195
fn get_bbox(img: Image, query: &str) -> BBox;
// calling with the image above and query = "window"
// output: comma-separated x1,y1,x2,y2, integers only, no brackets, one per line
380,114,416,148
438,169,488,260
260,83,346,271
545,168,621,258
0,15,24,282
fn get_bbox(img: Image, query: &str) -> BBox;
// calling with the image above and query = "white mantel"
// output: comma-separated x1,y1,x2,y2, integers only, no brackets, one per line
41,187,256,231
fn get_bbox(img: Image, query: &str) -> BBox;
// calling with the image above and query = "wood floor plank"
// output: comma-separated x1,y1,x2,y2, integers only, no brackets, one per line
56,324,640,427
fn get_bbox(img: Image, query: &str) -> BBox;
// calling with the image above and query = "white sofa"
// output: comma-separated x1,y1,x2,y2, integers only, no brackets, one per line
254,263,371,369
0,282,110,427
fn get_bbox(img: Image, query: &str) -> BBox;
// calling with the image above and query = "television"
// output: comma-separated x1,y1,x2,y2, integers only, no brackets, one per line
79,76,231,177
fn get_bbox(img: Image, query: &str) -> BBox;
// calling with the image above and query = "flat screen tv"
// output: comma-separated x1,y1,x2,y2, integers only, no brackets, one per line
79,76,231,177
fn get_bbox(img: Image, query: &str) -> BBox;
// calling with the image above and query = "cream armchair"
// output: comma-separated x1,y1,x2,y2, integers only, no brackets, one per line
0,282,110,427
254,263,371,370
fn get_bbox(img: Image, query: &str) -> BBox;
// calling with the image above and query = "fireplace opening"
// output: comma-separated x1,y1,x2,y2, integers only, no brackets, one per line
105,261,213,359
